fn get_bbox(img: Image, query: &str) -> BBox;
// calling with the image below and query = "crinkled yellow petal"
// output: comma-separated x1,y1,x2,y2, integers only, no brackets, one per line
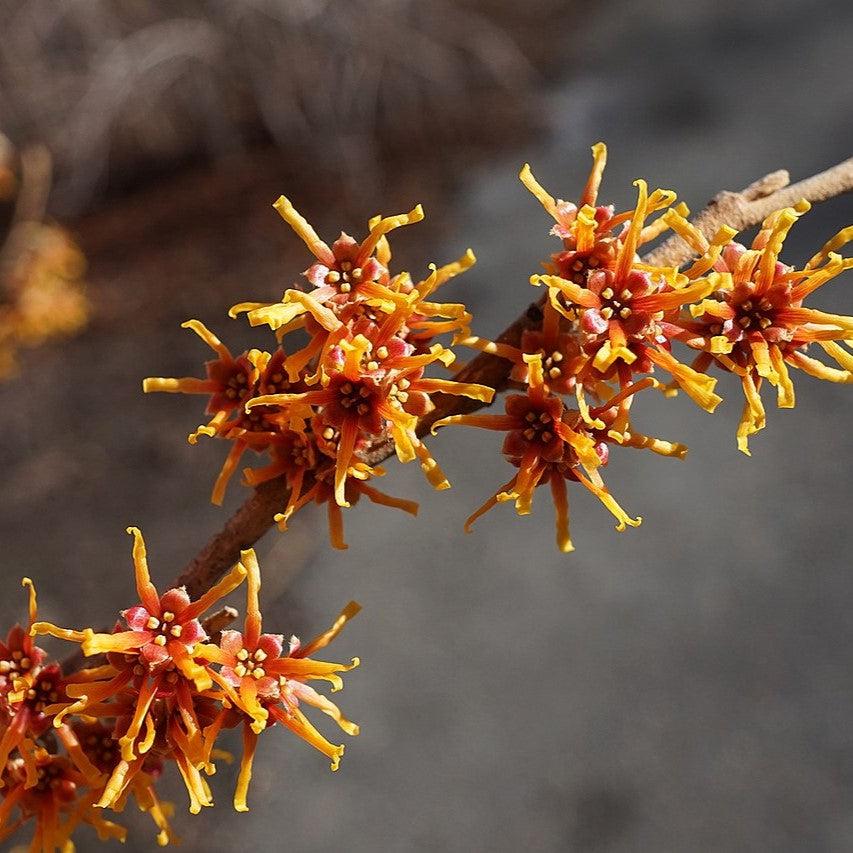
768,344,795,407
531,274,599,309
787,350,852,383
519,164,559,219
592,339,637,372
358,204,424,263
819,340,853,372
429,249,476,294
736,372,766,455
576,470,641,532
749,338,779,382
234,726,259,813
580,142,608,207
142,376,213,395
413,440,450,490
805,224,853,269
299,602,362,658
575,204,598,253
181,319,231,361
615,180,649,281
549,473,574,553
646,347,721,412
272,195,334,264
622,430,688,460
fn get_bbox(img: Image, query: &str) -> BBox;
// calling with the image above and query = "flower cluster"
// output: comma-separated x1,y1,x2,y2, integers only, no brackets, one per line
144,199,493,548
435,143,853,548
0,580,131,850
0,221,89,381
1,528,359,849
666,202,853,452
146,143,852,558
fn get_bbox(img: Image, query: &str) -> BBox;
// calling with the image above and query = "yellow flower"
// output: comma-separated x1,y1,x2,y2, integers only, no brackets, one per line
674,202,853,452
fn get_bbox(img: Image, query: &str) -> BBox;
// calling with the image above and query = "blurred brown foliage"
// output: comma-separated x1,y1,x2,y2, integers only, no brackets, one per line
0,0,572,214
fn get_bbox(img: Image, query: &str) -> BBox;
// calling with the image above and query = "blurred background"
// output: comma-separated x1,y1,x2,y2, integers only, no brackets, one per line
1,0,852,850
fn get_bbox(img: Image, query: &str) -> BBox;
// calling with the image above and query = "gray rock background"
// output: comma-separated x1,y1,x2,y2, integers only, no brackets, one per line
1,1,852,850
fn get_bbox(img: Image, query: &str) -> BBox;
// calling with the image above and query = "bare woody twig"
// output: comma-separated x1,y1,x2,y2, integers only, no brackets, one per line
172,156,853,593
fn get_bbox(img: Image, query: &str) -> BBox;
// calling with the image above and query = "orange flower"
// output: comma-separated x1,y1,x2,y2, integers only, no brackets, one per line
146,197,488,549
529,189,727,411
435,355,684,551
517,143,729,411
230,196,421,333
0,580,57,772
31,528,247,769
71,720,176,845
196,549,359,811
670,202,853,452
0,740,126,852
243,426,418,550
246,333,493,506
520,142,681,288
142,322,282,502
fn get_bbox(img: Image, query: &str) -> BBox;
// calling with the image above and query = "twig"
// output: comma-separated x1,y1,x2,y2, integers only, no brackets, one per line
171,156,853,592
175,476,298,599
202,606,239,643
645,158,853,267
